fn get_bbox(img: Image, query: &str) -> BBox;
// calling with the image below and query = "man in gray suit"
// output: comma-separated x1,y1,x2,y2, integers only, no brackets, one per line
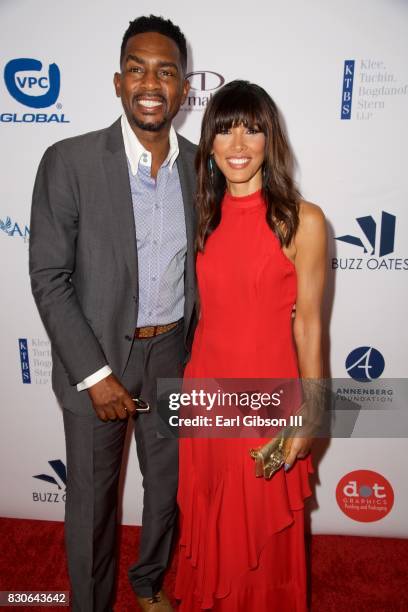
29,15,197,612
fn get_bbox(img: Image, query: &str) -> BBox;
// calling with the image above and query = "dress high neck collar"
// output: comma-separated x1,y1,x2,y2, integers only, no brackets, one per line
223,189,264,209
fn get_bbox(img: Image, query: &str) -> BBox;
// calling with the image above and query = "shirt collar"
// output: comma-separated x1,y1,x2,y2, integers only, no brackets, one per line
121,113,179,176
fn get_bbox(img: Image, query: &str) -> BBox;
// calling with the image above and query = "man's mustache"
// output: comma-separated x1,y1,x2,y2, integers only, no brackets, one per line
133,94,167,104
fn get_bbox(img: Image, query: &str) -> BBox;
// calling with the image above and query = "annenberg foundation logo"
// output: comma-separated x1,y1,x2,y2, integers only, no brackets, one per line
1,58,70,124
336,470,394,522
346,347,385,382
32,459,67,503
0,215,30,241
181,70,225,111
332,211,408,271
337,346,393,406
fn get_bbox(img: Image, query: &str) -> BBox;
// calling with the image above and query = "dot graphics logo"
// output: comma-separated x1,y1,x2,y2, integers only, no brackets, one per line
181,70,225,111
346,347,385,382
1,58,69,124
332,211,408,271
336,469,394,522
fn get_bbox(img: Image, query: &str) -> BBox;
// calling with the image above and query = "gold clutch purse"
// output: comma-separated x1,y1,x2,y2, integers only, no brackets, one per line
249,433,293,479
249,380,325,479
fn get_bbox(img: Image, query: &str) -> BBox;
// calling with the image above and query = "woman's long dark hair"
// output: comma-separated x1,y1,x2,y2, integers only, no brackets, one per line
196,80,300,251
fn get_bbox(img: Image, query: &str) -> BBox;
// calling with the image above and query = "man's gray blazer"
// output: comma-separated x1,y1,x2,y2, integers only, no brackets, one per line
29,118,197,414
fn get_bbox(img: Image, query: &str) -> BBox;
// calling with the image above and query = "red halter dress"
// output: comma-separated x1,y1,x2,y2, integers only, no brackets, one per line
175,190,313,611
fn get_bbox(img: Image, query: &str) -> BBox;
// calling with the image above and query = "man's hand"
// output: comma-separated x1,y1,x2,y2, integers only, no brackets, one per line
87,373,136,421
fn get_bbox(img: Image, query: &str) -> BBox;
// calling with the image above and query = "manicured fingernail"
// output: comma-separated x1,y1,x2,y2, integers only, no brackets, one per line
284,463,291,471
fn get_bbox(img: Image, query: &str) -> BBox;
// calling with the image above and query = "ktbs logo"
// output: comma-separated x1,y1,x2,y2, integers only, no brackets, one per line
346,347,385,382
332,211,408,271
32,459,67,503
181,70,225,111
18,338,31,384
340,60,355,119
336,470,394,522
1,58,69,124
18,337,51,386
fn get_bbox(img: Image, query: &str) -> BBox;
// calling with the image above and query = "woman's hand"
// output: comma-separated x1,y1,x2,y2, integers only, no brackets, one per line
284,436,313,471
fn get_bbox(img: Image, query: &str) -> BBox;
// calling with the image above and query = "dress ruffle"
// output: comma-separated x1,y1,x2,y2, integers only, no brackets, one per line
175,437,313,610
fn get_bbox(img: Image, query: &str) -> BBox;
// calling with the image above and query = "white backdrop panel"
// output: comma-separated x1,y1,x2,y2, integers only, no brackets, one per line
1,0,407,535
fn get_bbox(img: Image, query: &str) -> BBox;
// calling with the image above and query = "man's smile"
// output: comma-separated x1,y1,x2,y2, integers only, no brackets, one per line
135,96,166,112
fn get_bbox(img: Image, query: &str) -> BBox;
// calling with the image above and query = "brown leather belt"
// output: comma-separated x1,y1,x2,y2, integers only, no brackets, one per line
134,320,179,339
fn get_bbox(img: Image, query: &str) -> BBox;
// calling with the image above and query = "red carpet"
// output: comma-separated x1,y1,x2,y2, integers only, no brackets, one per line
0,517,407,611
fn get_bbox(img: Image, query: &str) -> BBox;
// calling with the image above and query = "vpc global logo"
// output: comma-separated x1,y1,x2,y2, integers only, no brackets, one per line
332,211,408,271
32,459,67,503
336,470,394,522
181,70,225,111
1,58,70,124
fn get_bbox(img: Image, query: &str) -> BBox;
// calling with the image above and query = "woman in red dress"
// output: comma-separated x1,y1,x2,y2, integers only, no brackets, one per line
175,81,326,611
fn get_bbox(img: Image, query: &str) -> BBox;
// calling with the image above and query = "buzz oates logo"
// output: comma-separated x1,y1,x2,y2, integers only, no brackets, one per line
32,460,67,503
332,211,408,271
181,71,225,111
336,470,394,522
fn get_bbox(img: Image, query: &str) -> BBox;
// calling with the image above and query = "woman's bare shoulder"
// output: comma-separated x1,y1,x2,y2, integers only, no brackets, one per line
298,200,325,225
295,201,326,248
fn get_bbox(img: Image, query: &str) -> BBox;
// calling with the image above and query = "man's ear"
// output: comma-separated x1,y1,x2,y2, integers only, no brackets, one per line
113,72,121,98
181,77,190,104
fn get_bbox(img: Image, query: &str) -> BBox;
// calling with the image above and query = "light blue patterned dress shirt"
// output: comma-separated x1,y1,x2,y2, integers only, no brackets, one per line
128,156,187,327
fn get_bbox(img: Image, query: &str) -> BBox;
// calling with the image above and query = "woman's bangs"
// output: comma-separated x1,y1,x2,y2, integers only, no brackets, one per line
213,92,265,134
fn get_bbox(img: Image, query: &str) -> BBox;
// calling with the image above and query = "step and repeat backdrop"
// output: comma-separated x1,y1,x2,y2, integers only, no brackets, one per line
1,0,407,536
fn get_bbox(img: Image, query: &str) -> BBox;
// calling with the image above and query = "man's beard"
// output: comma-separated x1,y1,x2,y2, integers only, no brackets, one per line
132,116,167,132
130,94,170,132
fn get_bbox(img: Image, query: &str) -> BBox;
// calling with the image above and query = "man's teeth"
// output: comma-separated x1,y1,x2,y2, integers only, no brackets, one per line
138,99,162,108
229,158,250,165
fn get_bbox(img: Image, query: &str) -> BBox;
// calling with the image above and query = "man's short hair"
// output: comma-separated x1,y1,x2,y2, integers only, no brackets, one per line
120,15,188,73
